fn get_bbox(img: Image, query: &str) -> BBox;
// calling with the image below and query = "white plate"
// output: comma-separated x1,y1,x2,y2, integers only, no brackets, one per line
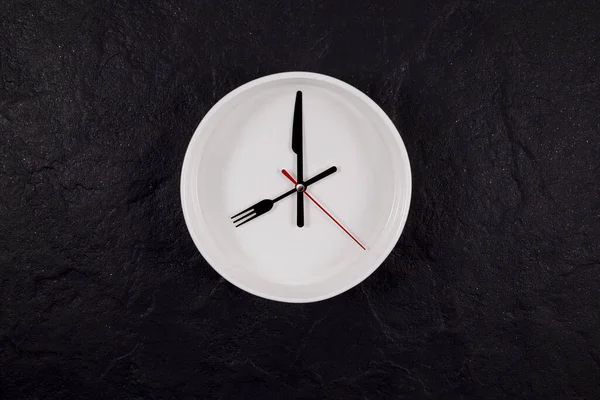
181,72,411,302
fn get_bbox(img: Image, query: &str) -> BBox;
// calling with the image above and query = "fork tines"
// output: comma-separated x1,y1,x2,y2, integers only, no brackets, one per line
231,206,257,227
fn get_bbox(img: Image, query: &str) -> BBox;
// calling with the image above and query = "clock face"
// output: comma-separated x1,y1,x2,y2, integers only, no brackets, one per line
181,72,411,302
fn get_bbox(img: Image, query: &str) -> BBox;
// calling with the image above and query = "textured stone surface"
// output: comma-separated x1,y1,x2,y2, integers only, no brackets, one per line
1,0,600,398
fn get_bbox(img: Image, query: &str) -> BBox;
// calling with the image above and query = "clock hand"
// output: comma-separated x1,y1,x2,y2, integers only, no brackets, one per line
292,91,304,228
303,166,337,186
231,166,337,227
281,169,366,250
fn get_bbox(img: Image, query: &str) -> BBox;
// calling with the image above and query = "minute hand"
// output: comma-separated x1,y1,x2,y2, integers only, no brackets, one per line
292,91,304,227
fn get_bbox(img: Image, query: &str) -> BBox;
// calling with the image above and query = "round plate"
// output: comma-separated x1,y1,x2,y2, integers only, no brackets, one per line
181,72,411,302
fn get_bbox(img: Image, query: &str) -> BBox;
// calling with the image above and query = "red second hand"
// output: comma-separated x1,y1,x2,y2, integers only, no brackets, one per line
281,169,366,250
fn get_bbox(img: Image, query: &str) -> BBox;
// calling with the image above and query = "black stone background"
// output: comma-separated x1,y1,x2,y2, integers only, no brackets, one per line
1,0,599,398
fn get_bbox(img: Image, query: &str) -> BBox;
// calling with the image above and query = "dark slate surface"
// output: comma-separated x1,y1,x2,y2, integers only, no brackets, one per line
1,0,599,398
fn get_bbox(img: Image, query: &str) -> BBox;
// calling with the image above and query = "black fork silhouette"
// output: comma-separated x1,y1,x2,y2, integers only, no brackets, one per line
231,166,337,227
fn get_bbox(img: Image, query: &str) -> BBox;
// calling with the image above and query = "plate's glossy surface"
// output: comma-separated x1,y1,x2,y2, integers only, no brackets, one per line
181,72,411,302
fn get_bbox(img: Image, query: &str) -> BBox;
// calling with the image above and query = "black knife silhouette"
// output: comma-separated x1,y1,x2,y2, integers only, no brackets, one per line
292,91,304,227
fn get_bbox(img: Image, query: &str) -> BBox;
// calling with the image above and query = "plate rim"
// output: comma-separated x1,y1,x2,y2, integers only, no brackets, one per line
181,71,412,302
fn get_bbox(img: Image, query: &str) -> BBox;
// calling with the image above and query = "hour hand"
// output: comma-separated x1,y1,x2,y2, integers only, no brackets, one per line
231,198,279,227
231,166,337,228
